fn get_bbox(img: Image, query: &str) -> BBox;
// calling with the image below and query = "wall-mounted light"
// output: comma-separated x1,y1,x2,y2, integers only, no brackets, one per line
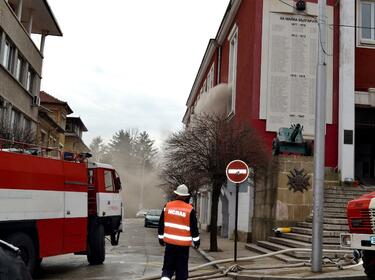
296,0,306,11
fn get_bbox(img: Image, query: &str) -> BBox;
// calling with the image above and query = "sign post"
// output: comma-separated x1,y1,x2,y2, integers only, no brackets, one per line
226,160,249,262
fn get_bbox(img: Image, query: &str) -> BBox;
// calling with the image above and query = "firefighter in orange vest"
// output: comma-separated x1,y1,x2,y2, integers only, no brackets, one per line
158,184,200,280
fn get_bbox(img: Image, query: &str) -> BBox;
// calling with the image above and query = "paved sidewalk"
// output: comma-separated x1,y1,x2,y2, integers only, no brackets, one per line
195,231,367,280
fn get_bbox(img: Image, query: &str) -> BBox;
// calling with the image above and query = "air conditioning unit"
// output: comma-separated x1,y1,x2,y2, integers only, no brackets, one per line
32,96,40,107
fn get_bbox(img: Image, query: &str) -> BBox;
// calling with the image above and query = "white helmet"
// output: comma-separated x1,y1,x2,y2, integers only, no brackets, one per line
174,184,190,196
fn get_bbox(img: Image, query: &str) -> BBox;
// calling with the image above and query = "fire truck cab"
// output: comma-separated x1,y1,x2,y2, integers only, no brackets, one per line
340,193,375,279
0,148,123,274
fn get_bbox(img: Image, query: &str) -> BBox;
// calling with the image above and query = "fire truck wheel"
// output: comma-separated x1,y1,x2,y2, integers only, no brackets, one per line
363,250,375,280
87,224,105,265
6,232,37,275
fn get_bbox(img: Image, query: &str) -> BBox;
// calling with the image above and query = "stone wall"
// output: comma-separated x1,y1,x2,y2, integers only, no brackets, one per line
252,161,278,242
252,155,314,242
274,156,314,226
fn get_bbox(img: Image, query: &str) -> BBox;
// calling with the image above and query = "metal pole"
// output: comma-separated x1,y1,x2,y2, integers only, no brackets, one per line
234,183,239,262
312,0,327,273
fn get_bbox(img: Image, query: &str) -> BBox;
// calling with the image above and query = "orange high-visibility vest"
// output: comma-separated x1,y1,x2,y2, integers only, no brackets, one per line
163,200,193,246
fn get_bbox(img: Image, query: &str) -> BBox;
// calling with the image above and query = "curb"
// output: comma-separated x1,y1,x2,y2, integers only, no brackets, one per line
193,248,367,280
194,247,222,270
229,274,367,280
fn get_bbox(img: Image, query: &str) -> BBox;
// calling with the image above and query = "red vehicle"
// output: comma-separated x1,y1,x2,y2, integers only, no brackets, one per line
341,193,375,279
0,143,123,275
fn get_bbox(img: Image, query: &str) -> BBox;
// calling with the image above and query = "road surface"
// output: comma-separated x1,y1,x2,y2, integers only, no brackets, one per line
35,218,212,280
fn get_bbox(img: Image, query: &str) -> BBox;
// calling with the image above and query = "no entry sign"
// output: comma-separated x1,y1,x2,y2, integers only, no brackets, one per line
226,160,249,184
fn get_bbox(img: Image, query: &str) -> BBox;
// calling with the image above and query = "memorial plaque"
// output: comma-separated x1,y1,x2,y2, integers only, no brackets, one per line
266,13,318,135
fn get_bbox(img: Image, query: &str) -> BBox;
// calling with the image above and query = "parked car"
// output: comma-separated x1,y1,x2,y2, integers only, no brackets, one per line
136,209,149,218
144,209,162,227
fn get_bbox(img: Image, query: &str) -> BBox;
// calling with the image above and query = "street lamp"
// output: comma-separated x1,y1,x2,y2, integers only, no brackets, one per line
312,0,327,273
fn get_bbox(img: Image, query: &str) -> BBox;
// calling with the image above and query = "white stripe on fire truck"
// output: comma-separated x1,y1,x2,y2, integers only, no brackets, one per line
165,222,190,231
164,233,192,242
96,192,122,217
0,189,87,221
228,169,247,174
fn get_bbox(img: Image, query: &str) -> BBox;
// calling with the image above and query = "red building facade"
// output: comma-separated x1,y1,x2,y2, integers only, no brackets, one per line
184,0,375,184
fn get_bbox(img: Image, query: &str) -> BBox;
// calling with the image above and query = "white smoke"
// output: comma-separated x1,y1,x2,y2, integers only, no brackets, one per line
194,83,231,116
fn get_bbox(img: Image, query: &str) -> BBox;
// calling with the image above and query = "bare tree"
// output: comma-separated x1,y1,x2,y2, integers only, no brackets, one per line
0,118,35,148
163,114,269,251
159,157,207,207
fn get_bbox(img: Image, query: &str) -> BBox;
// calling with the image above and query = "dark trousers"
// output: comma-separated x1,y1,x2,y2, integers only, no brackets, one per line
162,244,190,280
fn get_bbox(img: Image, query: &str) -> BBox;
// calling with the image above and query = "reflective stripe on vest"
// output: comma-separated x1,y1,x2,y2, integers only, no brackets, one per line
163,200,193,246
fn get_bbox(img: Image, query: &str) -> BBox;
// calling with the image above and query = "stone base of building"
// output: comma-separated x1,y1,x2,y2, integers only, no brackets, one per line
252,155,339,242
229,230,252,243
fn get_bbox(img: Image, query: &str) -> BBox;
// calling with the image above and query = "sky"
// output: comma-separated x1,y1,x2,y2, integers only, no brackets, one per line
41,0,229,148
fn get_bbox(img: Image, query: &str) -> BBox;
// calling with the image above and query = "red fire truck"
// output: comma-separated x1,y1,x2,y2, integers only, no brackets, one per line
0,144,123,275
340,193,375,279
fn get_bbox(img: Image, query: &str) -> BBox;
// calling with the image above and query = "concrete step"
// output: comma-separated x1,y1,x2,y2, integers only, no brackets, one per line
268,236,310,248
256,240,346,259
323,207,347,214
268,236,342,250
245,243,302,263
321,212,347,218
296,222,349,231
291,227,342,237
256,240,310,259
325,181,341,187
279,232,339,244
324,197,351,202
324,197,352,203
305,217,348,225
323,202,348,208
324,193,367,199
325,185,375,189
324,189,375,195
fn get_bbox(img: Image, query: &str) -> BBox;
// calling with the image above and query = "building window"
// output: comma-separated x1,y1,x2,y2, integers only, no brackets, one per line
360,1,375,43
24,118,31,132
26,68,35,94
49,136,57,147
66,122,73,133
104,170,114,192
0,99,6,125
228,24,238,115
10,109,21,131
15,56,24,83
203,79,207,94
207,63,215,91
74,126,82,138
61,115,66,129
40,130,47,146
2,40,14,71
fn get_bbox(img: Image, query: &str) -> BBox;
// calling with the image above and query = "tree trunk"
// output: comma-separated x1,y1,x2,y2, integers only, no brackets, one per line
193,194,198,210
209,183,221,251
